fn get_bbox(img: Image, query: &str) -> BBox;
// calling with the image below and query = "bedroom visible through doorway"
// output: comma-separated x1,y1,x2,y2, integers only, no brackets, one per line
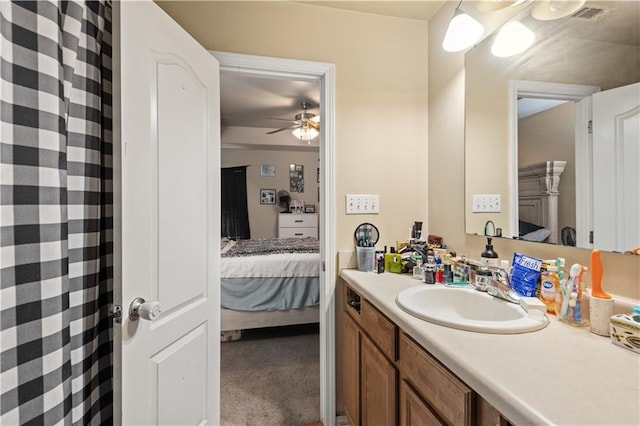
213,51,335,425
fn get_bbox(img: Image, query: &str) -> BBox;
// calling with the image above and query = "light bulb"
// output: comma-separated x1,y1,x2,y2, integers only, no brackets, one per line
442,9,485,52
491,21,535,57
292,126,319,142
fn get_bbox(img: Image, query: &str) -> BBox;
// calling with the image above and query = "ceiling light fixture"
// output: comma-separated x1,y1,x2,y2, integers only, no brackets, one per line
292,124,319,143
531,0,586,21
442,1,485,52
491,21,535,57
476,0,528,12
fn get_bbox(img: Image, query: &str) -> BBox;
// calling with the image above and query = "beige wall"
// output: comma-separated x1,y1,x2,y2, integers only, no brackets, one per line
222,148,319,239
157,1,429,253
519,102,576,232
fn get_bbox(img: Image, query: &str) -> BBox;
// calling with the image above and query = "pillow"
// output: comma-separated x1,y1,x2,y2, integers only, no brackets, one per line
519,220,544,236
220,238,236,254
521,228,552,242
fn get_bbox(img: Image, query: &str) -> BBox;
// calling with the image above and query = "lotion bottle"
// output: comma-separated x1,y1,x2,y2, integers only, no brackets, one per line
481,237,499,266
539,264,559,314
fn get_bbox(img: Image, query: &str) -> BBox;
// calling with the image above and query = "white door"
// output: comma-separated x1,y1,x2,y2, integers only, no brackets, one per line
593,82,640,252
120,2,220,424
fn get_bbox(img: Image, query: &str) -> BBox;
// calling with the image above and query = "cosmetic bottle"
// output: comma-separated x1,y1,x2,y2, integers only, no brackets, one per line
423,264,435,284
435,257,443,283
411,252,424,280
481,237,499,266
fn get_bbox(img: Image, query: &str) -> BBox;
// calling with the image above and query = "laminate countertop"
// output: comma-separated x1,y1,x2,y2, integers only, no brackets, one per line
340,269,640,425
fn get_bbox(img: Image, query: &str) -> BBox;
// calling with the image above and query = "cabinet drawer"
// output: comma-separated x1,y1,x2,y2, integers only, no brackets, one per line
362,300,397,361
278,213,318,228
400,333,473,426
278,227,318,238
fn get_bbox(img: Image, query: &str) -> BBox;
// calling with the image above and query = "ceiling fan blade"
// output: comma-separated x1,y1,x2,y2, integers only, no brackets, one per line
267,117,299,123
266,124,300,135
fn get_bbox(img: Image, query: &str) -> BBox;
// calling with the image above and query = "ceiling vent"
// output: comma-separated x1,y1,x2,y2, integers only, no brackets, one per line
571,6,611,21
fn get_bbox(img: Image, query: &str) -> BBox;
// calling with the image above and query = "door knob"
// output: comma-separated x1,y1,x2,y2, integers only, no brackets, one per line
129,297,161,321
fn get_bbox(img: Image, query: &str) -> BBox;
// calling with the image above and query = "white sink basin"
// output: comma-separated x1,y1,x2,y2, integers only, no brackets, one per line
396,285,549,334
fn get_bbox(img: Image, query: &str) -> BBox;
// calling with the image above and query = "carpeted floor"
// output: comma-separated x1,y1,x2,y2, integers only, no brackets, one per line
221,323,320,426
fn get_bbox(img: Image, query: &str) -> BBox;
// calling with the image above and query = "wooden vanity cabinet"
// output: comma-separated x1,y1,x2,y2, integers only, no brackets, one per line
343,282,509,426
343,286,398,426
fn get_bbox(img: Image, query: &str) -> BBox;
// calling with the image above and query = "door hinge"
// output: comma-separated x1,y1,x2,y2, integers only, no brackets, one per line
322,261,326,272
589,231,594,244
587,120,593,134
109,304,122,324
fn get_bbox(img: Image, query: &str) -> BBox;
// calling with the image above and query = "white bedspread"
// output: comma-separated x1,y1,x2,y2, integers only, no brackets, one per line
219,252,320,278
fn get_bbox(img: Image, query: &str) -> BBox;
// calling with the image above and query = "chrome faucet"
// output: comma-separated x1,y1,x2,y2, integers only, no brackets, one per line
485,266,521,304
467,260,521,304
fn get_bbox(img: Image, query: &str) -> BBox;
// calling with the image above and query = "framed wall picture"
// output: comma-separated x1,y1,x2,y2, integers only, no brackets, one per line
289,163,304,193
260,164,276,177
260,188,276,205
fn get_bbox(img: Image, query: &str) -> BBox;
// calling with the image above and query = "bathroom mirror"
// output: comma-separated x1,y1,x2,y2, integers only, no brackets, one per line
465,0,639,253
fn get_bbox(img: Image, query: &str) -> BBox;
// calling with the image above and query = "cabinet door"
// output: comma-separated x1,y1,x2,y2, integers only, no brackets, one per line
344,313,361,426
400,380,444,426
361,335,397,426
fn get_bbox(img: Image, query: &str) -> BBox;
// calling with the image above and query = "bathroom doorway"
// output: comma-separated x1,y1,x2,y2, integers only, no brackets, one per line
213,51,336,424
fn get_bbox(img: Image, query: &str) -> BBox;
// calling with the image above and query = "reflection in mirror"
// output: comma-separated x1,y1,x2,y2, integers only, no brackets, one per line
465,0,640,253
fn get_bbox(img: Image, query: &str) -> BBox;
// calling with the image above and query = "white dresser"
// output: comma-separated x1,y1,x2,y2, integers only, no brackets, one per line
278,213,318,238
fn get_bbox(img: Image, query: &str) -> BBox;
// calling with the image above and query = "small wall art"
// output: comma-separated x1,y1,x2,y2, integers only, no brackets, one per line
260,164,276,177
289,164,304,193
260,188,276,204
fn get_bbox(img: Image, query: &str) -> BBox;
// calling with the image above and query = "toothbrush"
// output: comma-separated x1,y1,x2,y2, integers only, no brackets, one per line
561,264,581,320
572,266,587,324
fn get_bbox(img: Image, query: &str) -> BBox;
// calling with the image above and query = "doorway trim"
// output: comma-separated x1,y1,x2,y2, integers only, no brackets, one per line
211,51,336,425
509,80,600,247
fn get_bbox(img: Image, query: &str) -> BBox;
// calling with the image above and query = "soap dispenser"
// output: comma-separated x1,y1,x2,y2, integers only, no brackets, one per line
481,237,499,266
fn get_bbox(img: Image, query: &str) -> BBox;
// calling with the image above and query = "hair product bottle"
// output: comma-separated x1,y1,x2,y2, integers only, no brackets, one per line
481,237,499,266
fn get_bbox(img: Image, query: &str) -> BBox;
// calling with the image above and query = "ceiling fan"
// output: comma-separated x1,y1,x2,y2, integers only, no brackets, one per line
266,101,320,141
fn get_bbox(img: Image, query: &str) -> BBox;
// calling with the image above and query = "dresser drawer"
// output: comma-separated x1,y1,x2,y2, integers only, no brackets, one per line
361,300,397,361
278,213,318,228
278,227,318,238
400,332,473,425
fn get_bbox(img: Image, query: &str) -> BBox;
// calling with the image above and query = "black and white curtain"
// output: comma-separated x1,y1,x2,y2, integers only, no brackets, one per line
1,1,113,424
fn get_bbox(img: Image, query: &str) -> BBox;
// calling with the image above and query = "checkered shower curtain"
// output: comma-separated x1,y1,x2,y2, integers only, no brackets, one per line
1,1,113,424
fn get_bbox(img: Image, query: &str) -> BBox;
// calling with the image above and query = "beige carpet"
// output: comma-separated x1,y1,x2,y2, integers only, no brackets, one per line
221,324,320,426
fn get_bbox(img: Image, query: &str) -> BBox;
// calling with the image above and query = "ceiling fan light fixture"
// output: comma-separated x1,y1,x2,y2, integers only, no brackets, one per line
491,21,535,57
442,8,485,52
292,125,319,142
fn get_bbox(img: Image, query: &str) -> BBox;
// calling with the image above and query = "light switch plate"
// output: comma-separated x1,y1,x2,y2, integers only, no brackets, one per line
472,194,501,212
346,194,380,214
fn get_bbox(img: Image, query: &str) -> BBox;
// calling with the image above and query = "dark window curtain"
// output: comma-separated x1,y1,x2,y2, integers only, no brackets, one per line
0,1,113,424
221,166,250,239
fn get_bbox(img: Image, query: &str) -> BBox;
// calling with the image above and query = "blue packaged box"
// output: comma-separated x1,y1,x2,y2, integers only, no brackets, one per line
510,253,542,297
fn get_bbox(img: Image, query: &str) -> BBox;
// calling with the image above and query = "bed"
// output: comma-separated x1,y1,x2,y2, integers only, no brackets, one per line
220,237,320,338
517,160,566,244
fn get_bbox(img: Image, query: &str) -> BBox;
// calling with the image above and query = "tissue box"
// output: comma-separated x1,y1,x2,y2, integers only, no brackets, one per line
610,314,640,354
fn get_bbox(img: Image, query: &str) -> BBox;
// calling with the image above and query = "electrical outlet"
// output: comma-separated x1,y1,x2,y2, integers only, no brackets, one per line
472,194,502,213
346,194,380,214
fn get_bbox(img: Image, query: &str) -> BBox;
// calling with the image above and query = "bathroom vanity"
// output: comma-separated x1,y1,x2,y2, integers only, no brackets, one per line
340,269,640,425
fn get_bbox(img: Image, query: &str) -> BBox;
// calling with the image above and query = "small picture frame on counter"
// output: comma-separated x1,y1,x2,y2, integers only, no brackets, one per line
304,204,315,213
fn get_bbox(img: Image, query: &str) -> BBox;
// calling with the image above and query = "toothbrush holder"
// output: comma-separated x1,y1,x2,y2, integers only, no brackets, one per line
589,295,614,336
